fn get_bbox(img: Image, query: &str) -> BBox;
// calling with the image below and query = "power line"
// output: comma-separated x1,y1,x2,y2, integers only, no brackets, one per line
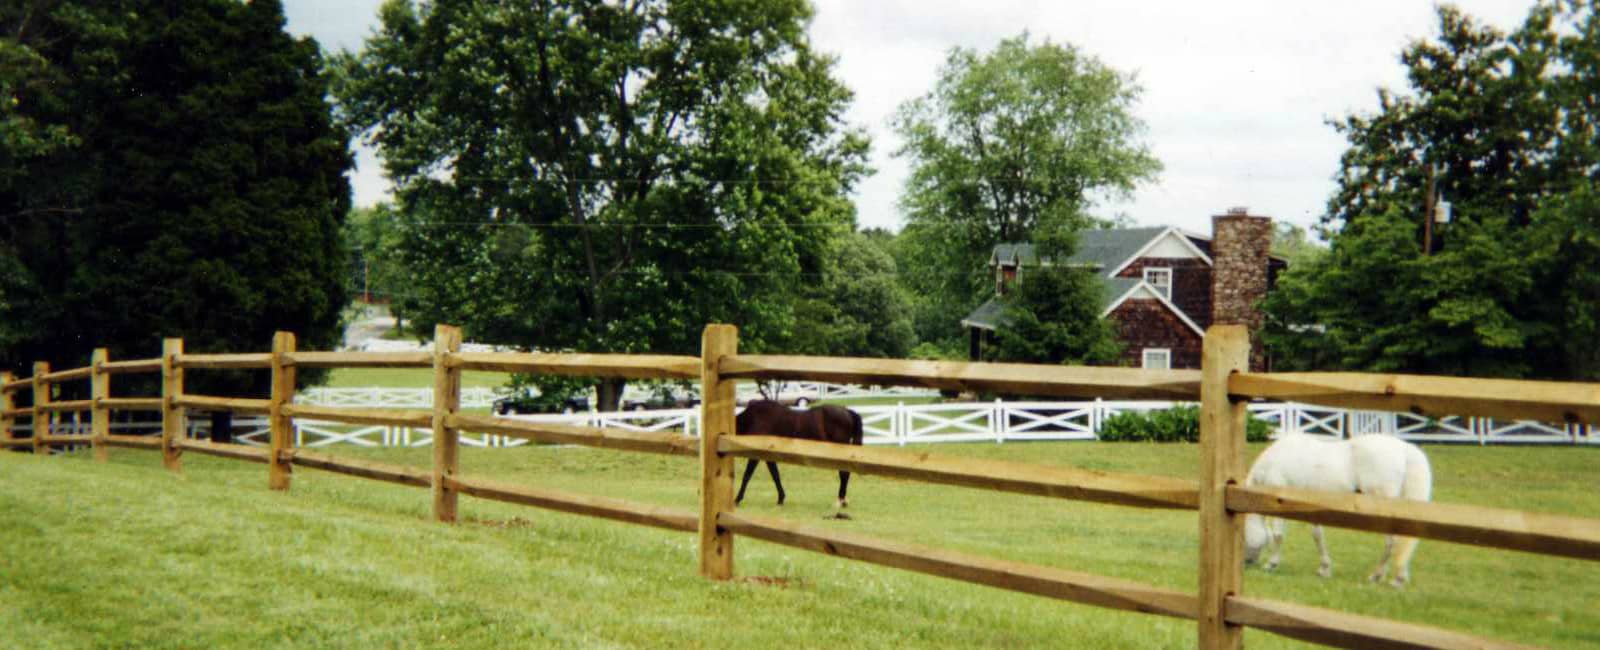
389,221,851,229
385,172,1083,186
352,269,993,280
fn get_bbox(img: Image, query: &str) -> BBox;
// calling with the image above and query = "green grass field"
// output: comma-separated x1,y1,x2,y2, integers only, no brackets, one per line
2,441,1596,648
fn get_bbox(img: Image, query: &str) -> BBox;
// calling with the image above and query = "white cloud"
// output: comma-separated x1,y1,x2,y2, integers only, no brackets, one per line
284,0,1540,234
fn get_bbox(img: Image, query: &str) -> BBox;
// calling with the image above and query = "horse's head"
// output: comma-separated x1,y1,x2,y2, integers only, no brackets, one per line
1242,513,1268,564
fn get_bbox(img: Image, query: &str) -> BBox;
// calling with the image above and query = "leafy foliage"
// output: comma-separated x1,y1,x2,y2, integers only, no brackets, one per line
344,204,414,331
334,0,868,408
0,0,352,392
501,373,595,413
891,34,1160,346
1264,2,1600,380
787,231,916,358
989,259,1121,365
1098,406,1271,443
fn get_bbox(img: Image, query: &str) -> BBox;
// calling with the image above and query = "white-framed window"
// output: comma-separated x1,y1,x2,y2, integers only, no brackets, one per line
1143,267,1173,300
1142,348,1172,370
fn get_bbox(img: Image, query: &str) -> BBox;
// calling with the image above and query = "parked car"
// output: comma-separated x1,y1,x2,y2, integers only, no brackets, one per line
735,395,812,408
622,385,701,411
493,394,590,415
622,394,701,411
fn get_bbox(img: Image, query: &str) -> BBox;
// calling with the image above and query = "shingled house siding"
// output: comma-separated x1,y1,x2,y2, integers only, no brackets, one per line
1114,258,1213,330
1109,299,1203,369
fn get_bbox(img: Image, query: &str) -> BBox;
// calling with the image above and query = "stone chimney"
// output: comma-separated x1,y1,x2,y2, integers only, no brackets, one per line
1210,207,1273,369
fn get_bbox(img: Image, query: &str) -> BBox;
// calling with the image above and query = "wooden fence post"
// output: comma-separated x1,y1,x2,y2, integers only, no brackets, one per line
92,349,109,463
161,338,184,472
268,332,296,490
32,362,49,455
1,371,14,445
431,324,462,523
699,324,738,580
1199,325,1251,649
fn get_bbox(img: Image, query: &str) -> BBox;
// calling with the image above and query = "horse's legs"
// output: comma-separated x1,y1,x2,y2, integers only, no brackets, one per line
1388,536,1421,588
1367,535,1396,584
765,461,785,505
1263,517,1286,571
836,470,851,509
736,458,760,505
1311,525,1333,578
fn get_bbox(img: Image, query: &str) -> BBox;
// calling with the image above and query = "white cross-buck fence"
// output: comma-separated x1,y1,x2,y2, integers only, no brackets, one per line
29,395,1582,448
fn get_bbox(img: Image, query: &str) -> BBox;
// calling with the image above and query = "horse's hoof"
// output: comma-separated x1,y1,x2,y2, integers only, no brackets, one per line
1262,561,1278,572
1317,567,1332,579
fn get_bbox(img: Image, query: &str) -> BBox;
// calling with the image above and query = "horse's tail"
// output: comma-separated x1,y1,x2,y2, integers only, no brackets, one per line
1400,441,1433,502
848,409,864,446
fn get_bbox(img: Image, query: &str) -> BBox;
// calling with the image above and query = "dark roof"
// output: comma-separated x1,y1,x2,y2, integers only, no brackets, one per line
992,227,1171,271
960,297,1009,331
1071,227,1169,271
962,276,1145,332
1097,277,1142,309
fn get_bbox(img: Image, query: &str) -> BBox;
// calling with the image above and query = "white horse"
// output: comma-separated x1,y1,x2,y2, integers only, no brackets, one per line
1243,433,1433,587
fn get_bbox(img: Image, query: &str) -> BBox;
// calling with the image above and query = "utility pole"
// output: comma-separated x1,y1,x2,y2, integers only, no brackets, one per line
1422,165,1436,256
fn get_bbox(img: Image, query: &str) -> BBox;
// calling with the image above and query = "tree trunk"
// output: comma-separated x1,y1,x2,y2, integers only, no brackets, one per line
596,377,627,412
209,410,233,444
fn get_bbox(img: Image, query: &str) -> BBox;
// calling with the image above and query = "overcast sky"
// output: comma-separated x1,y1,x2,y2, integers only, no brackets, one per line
283,0,1537,235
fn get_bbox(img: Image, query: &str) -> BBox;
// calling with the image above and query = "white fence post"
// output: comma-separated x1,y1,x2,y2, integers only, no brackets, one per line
993,398,1005,444
896,401,906,447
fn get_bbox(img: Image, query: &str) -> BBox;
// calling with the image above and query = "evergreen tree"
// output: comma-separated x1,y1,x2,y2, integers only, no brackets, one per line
0,0,352,392
989,230,1121,365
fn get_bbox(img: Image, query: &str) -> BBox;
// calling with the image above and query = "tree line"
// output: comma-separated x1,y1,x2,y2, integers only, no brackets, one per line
4,0,1597,409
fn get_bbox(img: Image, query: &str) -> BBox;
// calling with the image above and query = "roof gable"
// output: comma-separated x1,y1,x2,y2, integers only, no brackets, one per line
1099,280,1206,338
1105,228,1213,276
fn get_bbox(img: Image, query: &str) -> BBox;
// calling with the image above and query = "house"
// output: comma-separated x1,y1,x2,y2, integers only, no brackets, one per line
960,208,1286,370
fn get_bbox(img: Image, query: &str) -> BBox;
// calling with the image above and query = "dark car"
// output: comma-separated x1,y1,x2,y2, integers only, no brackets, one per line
492,394,590,415
622,394,701,411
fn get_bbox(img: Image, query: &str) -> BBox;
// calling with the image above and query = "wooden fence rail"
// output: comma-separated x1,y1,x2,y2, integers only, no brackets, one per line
2,322,1597,649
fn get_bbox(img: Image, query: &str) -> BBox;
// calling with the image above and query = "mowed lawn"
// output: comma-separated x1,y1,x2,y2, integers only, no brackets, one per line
0,441,1596,649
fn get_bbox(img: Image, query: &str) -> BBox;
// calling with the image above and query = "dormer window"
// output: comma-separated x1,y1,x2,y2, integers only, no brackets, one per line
1143,267,1172,300
997,265,1018,295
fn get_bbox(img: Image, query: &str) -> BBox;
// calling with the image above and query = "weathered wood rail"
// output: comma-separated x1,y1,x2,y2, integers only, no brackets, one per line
2,323,1596,649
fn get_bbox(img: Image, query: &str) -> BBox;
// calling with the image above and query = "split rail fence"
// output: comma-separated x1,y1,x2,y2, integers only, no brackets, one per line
2,323,1597,649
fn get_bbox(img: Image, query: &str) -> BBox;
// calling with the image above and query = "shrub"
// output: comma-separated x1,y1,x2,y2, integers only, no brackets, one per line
1098,406,1272,443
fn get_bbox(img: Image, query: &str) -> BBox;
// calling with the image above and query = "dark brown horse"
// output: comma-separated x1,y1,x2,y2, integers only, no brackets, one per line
734,400,864,509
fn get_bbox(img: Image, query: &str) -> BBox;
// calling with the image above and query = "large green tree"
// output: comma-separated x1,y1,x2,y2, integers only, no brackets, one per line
787,230,916,359
0,0,352,393
334,0,869,408
891,34,1160,348
1264,2,1600,380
